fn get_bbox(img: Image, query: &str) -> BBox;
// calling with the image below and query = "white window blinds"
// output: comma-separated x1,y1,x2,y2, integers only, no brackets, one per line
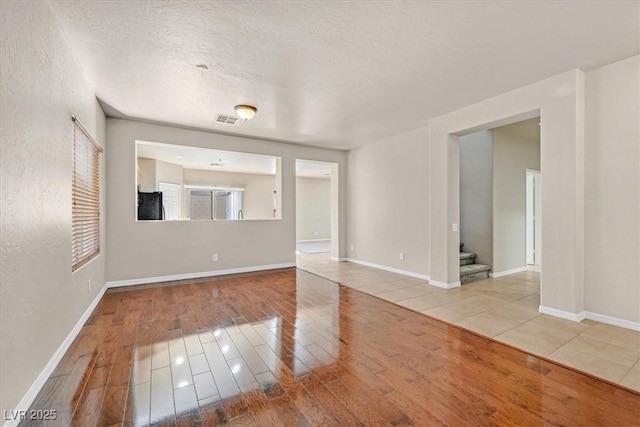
72,116,103,271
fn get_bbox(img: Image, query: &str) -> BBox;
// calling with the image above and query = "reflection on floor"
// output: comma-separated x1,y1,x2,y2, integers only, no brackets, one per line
297,252,640,392
23,268,639,425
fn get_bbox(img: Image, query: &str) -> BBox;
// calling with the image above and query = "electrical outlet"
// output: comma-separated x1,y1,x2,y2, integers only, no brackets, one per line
212,253,219,262
350,245,354,251
87,279,91,292
452,223,458,232
314,231,318,236
399,252,404,261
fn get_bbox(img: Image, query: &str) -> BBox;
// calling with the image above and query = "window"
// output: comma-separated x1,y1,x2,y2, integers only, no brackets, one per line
72,116,103,271
187,187,243,220
135,141,281,220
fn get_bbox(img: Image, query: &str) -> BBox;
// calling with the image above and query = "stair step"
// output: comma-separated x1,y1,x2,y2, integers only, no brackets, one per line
460,252,476,260
460,263,491,284
460,252,477,266
460,264,491,275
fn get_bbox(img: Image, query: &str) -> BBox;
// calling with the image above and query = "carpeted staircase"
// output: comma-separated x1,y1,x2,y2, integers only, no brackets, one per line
460,245,491,284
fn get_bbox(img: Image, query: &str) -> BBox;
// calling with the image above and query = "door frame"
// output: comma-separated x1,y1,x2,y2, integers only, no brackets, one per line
525,169,541,266
428,69,585,319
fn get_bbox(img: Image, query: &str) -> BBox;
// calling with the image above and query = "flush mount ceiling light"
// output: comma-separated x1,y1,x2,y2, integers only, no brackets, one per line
210,158,226,168
234,104,257,121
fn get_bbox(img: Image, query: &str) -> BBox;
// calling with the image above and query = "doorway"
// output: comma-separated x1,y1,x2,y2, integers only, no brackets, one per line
429,70,585,319
458,118,541,282
295,160,339,260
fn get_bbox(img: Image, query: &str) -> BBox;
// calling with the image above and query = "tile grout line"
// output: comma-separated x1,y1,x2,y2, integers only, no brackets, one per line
617,356,640,385
297,254,640,392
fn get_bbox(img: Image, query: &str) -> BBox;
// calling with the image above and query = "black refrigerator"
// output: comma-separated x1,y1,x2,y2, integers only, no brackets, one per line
137,191,164,220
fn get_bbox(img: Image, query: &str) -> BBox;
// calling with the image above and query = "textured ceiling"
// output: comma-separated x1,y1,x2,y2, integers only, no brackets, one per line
50,1,639,150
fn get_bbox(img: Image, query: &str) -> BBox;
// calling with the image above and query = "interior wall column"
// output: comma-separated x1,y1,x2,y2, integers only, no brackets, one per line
428,70,586,318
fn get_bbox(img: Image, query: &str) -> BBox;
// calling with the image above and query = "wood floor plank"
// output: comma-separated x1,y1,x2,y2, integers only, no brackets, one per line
198,397,226,425
192,371,218,402
149,367,174,425
168,338,193,390
287,379,334,426
321,378,393,426
298,374,360,427
237,389,279,427
71,386,106,426
202,342,240,399
97,383,128,427
124,382,150,427
173,385,200,426
20,268,640,427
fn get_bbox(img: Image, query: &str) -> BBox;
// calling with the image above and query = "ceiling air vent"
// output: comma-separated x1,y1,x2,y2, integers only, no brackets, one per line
215,114,239,125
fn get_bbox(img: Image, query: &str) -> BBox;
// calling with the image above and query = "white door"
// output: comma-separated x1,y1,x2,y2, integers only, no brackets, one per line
526,170,541,266
159,182,182,220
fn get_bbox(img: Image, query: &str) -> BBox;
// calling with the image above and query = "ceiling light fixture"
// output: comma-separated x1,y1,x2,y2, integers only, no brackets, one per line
234,104,257,121
210,158,226,168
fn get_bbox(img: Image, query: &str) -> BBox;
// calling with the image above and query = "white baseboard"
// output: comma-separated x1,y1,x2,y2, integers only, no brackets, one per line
4,283,109,427
6,262,296,427
538,305,586,322
296,239,331,243
489,266,527,278
584,311,640,331
15,260,637,427
539,306,640,331
344,258,429,281
327,257,462,289
105,263,295,288
429,280,462,289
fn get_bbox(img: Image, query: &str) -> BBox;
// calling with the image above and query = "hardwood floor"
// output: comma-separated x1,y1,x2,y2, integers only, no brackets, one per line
297,253,640,391
23,269,639,426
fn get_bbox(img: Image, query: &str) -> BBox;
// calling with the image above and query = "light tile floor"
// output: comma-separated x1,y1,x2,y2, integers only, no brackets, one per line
297,253,640,392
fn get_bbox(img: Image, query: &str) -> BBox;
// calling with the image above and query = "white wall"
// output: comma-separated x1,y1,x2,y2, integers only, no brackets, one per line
184,169,275,219
459,130,493,266
493,119,540,273
584,56,640,323
156,159,183,188
2,6,636,419
347,126,430,276
137,157,156,191
106,119,347,283
296,177,331,241
429,68,585,309
424,57,639,323
0,1,106,413
137,158,183,192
